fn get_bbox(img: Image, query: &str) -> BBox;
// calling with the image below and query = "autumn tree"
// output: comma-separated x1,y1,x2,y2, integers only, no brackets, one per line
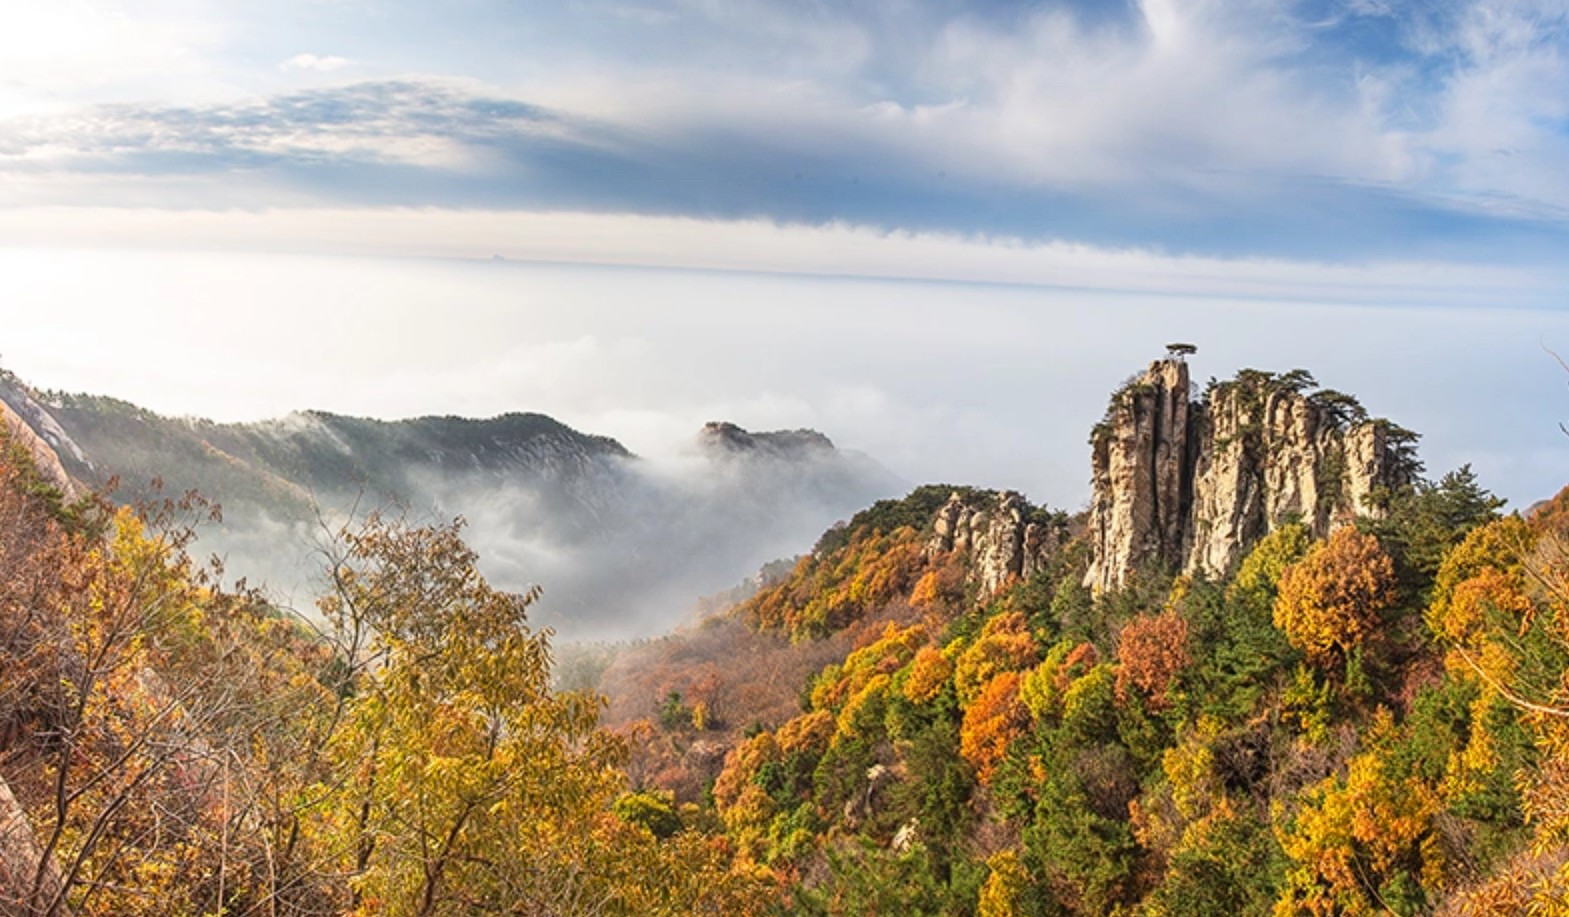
977,849,1030,917
1275,712,1446,915
1426,502,1569,911
1274,528,1398,670
1115,611,1189,710
318,512,764,915
902,646,953,706
0,458,326,917
959,672,1028,784
953,612,1038,706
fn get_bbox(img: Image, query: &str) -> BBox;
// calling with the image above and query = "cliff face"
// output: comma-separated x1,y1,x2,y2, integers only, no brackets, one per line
1083,360,1193,595
927,491,1063,596
1085,360,1416,595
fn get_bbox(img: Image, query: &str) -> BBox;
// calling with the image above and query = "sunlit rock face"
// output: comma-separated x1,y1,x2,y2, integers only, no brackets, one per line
1084,359,1193,596
925,490,1064,597
0,372,87,500
1085,358,1416,595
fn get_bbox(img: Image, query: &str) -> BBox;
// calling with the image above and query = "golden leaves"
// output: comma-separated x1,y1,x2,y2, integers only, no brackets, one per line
1274,528,1398,668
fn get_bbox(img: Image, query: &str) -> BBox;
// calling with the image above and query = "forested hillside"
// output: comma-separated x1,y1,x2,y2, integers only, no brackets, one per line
0,368,901,638
611,469,1569,914
602,368,1569,916
0,429,766,916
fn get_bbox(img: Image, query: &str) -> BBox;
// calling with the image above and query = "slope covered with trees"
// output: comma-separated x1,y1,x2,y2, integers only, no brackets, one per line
0,428,765,916
4,360,1568,916
606,437,1569,913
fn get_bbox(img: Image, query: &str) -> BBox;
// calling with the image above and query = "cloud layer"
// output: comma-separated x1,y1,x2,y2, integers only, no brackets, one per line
0,1,1565,260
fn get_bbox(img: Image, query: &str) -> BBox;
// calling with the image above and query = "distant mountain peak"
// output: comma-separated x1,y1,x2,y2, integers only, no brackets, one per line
0,366,903,637
698,421,836,458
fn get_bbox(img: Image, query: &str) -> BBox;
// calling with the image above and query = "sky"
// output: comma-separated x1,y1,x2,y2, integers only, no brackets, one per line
0,0,1566,512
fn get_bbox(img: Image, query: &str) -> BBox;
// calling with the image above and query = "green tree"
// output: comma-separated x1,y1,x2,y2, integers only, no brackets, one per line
1365,465,1505,593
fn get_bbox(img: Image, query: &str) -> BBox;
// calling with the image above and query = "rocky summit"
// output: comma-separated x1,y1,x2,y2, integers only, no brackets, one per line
1084,357,1418,594
924,490,1066,596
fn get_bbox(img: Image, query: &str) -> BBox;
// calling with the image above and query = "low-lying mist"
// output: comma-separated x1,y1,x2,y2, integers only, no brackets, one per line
198,429,903,640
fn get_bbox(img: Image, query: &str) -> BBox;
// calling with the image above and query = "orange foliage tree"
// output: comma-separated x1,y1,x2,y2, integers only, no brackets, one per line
1274,528,1398,668
960,672,1028,784
1115,611,1190,709
954,612,1039,706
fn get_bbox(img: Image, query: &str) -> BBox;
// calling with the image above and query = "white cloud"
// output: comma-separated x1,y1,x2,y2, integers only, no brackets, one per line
279,53,352,72
1412,3,1569,216
0,206,1554,310
508,0,1569,226
519,1,1402,193
0,0,229,117
0,3,1560,246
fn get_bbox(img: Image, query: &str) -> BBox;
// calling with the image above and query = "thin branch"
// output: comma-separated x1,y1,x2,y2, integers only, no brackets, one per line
1454,645,1569,719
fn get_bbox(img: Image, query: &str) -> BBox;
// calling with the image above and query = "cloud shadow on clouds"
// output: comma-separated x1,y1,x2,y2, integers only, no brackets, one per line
4,76,1567,262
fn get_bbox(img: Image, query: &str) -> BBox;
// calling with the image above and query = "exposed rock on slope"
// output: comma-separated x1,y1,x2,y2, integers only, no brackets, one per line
926,490,1064,595
0,372,86,500
0,773,65,914
0,401,77,501
1086,360,1417,594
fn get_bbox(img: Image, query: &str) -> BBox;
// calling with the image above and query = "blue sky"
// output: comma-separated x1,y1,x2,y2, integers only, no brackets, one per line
0,0,1566,512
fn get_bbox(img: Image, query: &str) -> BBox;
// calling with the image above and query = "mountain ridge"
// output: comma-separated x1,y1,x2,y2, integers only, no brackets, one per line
0,368,904,637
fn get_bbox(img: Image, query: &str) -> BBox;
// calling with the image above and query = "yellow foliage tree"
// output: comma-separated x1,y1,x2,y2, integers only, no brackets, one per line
1426,505,1569,911
1020,641,1098,722
954,612,1039,706
1275,720,1444,916
977,849,1030,917
319,513,765,915
903,646,953,705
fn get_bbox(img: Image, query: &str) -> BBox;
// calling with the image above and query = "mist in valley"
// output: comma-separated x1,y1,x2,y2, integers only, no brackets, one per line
192,425,904,640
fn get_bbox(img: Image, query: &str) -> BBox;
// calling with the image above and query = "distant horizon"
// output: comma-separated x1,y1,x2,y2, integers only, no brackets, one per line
4,250,1565,515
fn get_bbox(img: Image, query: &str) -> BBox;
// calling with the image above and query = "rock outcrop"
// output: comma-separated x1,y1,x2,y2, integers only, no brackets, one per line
1083,360,1193,595
0,372,86,500
0,773,65,915
927,491,1064,596
0,401,78,500
1085,360,1417,595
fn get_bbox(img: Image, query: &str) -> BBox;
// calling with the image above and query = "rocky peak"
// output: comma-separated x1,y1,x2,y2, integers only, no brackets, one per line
926,490,1065,596
698,422,836,459
1085,359,1417,595
1083,359,1194,595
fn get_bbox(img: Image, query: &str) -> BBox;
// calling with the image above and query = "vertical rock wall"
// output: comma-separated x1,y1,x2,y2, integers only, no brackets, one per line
1085,359,1415,595
1083,360,1192,594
